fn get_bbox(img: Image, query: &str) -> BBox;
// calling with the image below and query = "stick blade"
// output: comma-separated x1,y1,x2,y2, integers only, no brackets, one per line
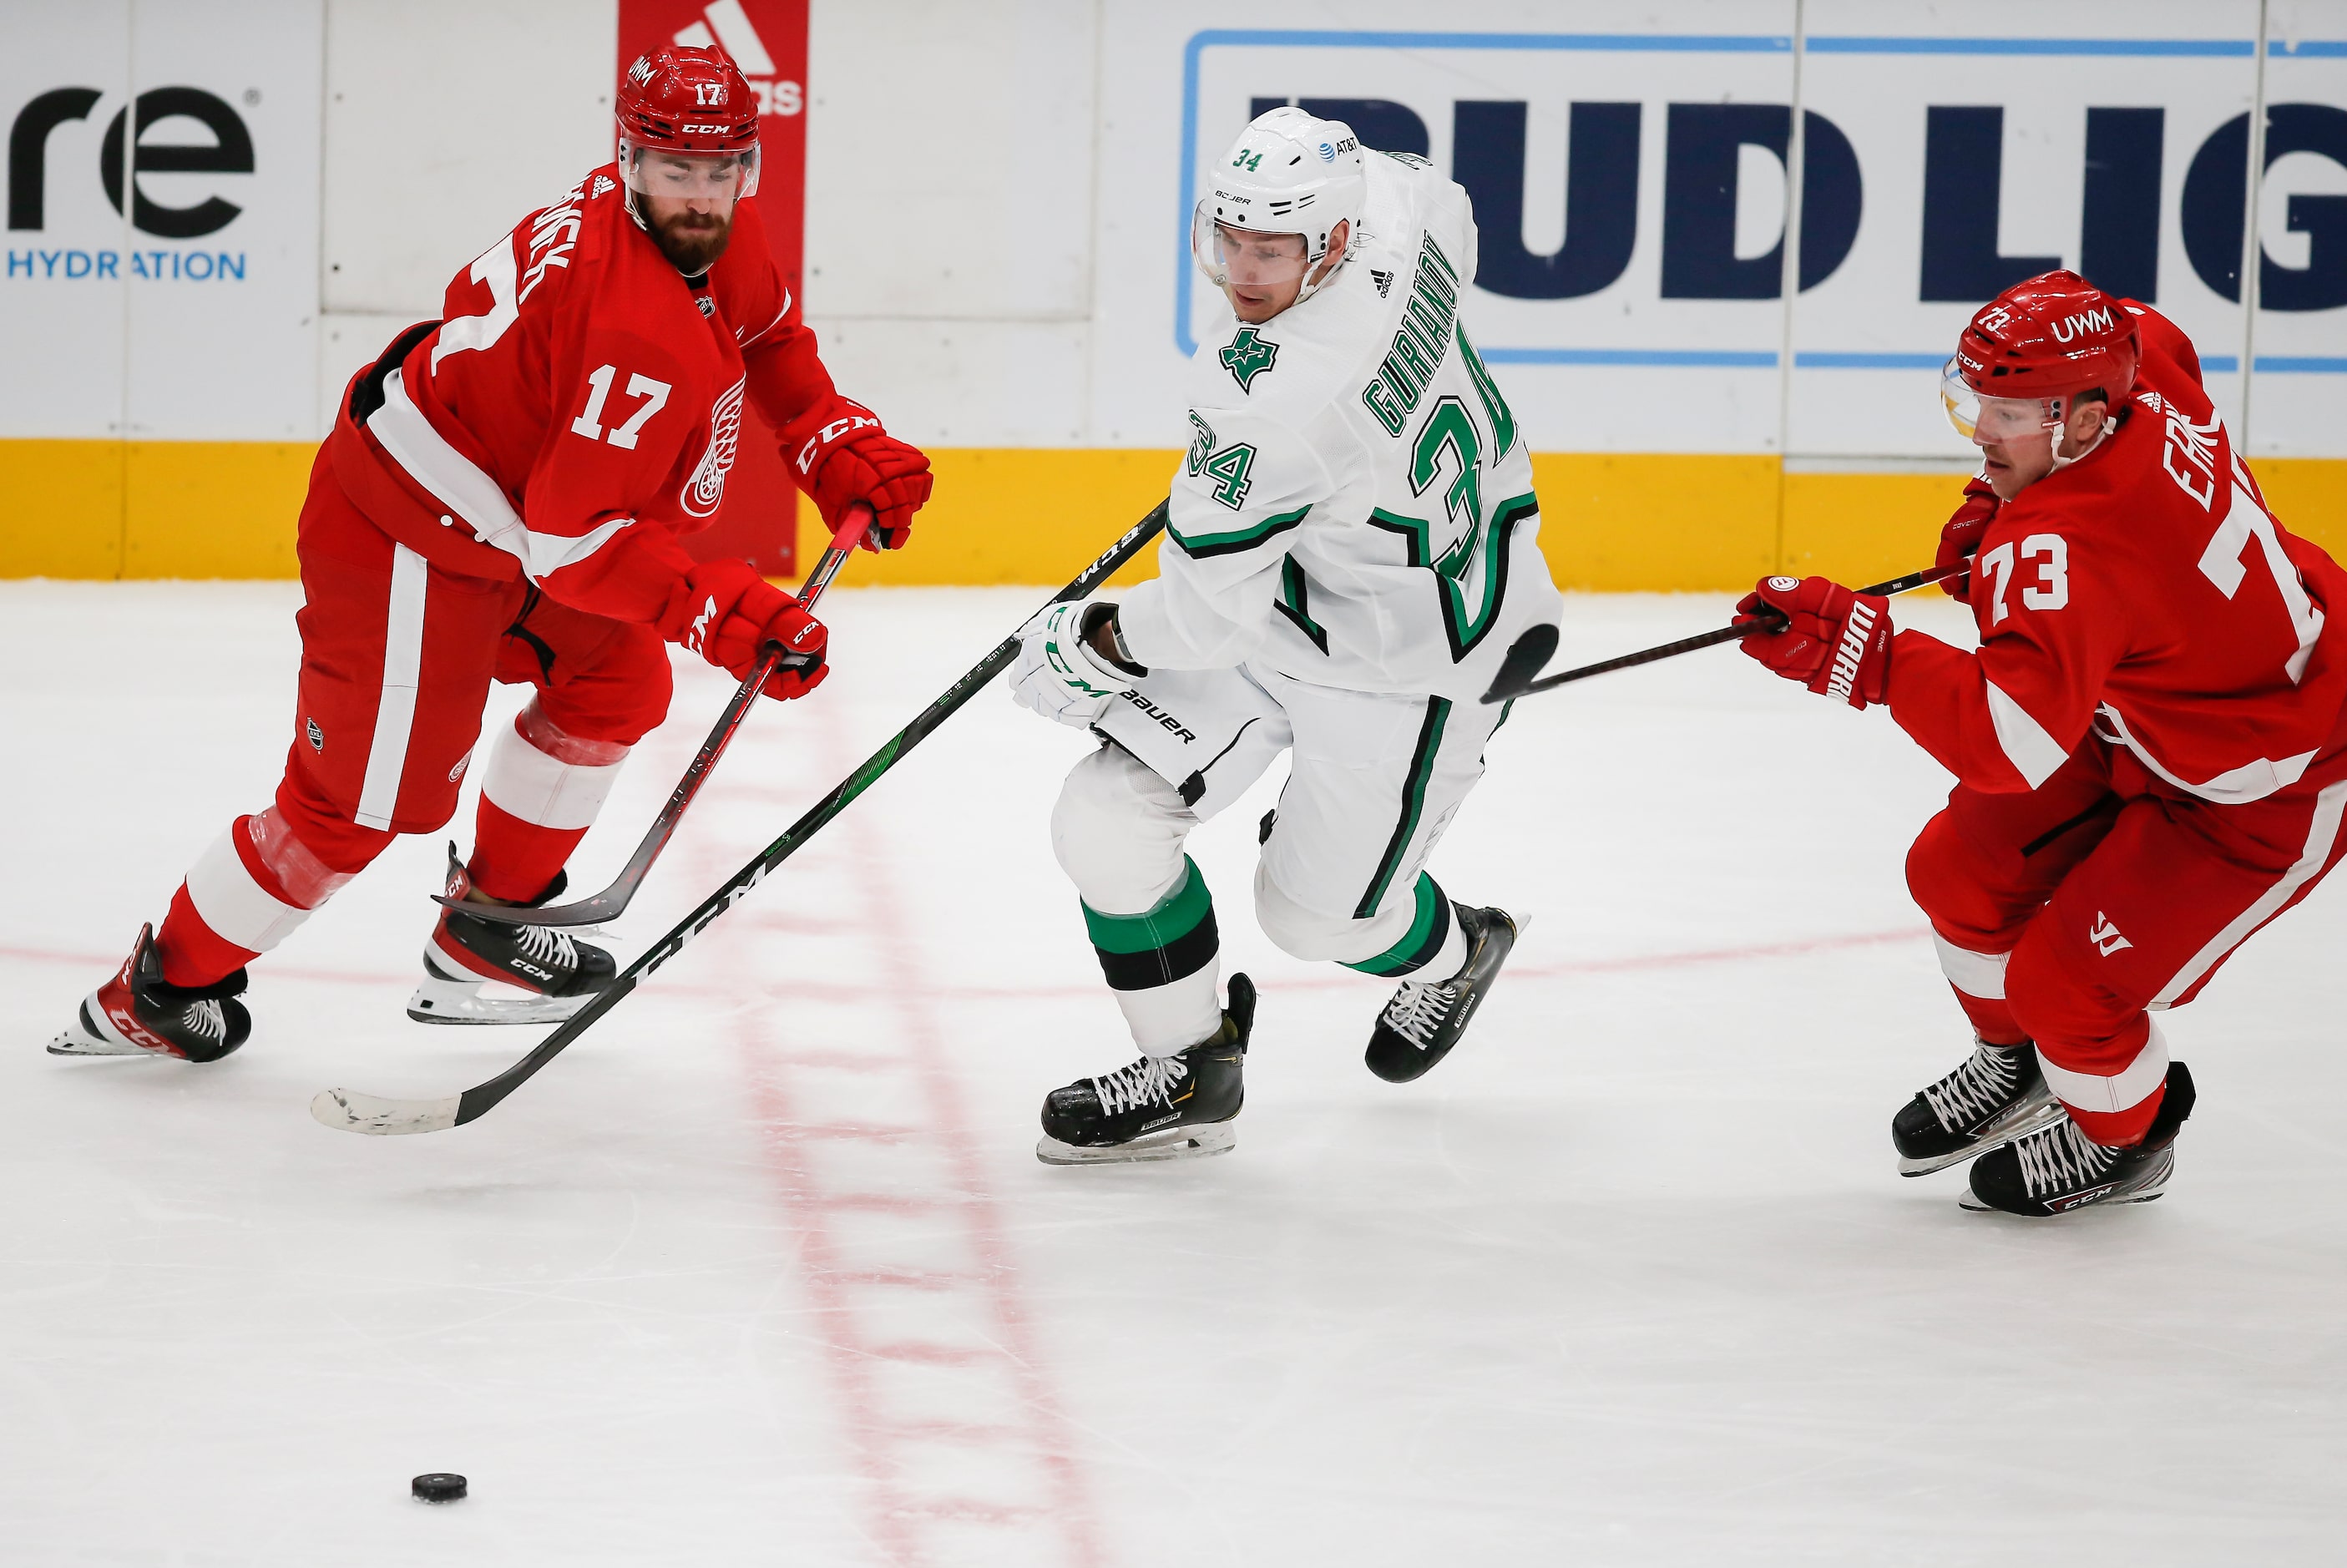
311,1086,463,1136
1480,623,1559,704
427,891,624,928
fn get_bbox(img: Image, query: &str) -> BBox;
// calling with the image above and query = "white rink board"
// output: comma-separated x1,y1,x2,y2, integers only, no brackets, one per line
3,581,2344,1565
1096,0,2347,458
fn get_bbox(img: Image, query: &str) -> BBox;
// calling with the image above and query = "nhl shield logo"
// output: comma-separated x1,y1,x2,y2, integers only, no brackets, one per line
306,716,325,752
681,376,746,518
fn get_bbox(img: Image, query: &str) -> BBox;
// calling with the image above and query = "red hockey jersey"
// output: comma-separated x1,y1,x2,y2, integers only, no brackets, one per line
1889,306,2347,804
325,164,840,626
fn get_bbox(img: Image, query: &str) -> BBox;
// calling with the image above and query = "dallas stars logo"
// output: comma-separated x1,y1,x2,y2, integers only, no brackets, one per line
1218,327,1280,392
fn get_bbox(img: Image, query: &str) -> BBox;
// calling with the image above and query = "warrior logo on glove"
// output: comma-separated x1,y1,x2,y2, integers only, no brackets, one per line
1737,574,1894,710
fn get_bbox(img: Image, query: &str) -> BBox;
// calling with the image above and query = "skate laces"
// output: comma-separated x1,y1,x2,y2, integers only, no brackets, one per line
1924,1042,2021,1130
2014,1118,2119,1196
514,923,580,972
1380,979,1456,1046
1091,1054,1189,1115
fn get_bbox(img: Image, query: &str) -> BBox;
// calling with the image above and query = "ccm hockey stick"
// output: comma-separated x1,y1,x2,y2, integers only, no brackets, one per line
1479,563,1960,705
311,498,1171,1136
441,505,876,929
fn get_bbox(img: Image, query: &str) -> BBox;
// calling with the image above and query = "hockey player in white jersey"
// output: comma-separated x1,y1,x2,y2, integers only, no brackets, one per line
1007,108,1560,1164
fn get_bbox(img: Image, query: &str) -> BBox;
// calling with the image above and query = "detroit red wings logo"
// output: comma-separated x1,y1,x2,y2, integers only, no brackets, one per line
682,377,746,518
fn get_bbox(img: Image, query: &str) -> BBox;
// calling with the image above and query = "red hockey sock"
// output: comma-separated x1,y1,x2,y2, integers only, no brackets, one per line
465,705,630,903
468,798,591,903
2066,1084,2167,1149
155,879,264,989
1947,983,2028,1048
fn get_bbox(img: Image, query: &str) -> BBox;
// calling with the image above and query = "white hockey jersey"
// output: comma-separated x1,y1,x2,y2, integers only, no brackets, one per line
1116,151,1560,705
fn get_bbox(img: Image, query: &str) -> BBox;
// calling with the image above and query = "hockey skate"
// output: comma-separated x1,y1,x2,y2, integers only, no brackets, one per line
49,923,250,1062
1962,1062,2195,1216
1892,1037,2064,1175
1364,904,1518,1084
409,847,617,1025
1037,974,1253,1166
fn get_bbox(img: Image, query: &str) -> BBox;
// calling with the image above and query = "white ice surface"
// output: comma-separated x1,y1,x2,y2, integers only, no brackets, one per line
2,580,2343,1565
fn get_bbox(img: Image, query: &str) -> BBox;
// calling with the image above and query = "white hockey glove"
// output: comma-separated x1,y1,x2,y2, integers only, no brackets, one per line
1009,599,1139,728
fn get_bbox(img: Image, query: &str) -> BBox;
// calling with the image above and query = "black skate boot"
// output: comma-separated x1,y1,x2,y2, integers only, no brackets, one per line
1037,974,1253,1166
49,923,250,1062
1364,904,1518,1084
409,846,617,1025
1892,1037,2063,1175
1963,1063,2195,1216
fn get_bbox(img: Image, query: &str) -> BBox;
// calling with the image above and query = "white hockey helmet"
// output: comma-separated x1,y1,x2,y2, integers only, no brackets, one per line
1192,106,1365,306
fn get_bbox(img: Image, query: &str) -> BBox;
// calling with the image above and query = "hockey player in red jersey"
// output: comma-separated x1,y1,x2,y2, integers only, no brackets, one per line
50,45,931,1060
1738,270,2347,1216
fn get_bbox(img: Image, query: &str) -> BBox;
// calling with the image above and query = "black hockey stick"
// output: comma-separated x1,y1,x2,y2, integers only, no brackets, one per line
1478,563,1960,705
442,504,876,929
311,499,1171,1136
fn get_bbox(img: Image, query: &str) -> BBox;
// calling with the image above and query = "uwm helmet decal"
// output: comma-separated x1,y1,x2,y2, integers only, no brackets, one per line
682,376,746,517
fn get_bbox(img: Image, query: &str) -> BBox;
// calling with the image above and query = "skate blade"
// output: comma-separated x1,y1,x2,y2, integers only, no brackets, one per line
1035,1123,1237,1166
1958,1186,2167,1215
47,1025,151,1057
47,1000,159,1057
407,974,589,1026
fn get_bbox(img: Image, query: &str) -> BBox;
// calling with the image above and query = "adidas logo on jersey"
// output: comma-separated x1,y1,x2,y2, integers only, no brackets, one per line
592,175,615,198
1371,268,1394,297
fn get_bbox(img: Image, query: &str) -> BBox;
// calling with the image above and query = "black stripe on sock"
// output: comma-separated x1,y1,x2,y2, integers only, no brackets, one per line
1095,908,1220,992
1379,895,1454,978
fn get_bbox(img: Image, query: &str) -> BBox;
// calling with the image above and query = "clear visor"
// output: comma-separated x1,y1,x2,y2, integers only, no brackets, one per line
620,142,760,202
1191,201,1313,289
1940,357,2057,443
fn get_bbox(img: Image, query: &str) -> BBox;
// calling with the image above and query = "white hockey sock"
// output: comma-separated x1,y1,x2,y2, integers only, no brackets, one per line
183,822,318,953
1115,962,1227,1057
481,708,630,830
1421,915,1469,983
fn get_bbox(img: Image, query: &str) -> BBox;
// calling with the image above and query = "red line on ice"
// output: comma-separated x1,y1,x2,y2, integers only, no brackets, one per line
732,1005,926,1565
830,711,1110,1568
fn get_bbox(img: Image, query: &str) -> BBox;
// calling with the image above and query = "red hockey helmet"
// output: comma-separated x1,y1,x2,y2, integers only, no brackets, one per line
1941,270,2139,439
616,46,761,200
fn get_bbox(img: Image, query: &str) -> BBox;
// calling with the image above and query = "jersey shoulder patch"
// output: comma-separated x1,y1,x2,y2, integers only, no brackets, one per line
1216,326,1281,392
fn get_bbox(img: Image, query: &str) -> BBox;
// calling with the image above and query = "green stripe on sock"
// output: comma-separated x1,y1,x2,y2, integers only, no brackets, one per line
1345,874,1449,976
1083,856,1213,954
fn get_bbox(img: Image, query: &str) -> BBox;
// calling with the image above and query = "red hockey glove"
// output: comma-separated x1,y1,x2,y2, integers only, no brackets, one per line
782,397,933,551
1736,574,1892,710
1935,478,1999,604
675,558,830,701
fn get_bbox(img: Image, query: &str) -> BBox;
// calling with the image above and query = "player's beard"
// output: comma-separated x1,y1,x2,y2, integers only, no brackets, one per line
649,205,735,276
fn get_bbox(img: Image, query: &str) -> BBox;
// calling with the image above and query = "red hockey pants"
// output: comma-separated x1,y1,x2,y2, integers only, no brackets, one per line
154,452,675,986
1907,734,2347,1144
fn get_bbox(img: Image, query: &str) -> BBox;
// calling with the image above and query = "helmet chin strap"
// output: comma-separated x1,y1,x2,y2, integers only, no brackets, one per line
2047,397,2113,473
1292,247,1348,305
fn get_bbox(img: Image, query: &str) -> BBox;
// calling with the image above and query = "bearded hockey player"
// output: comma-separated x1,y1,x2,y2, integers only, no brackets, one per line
50,46,932,1061
1739,270,2347,1216
1007,108,1560,1164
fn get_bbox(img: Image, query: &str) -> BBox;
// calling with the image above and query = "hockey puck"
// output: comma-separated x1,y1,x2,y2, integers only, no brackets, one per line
411,1473,468,1504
